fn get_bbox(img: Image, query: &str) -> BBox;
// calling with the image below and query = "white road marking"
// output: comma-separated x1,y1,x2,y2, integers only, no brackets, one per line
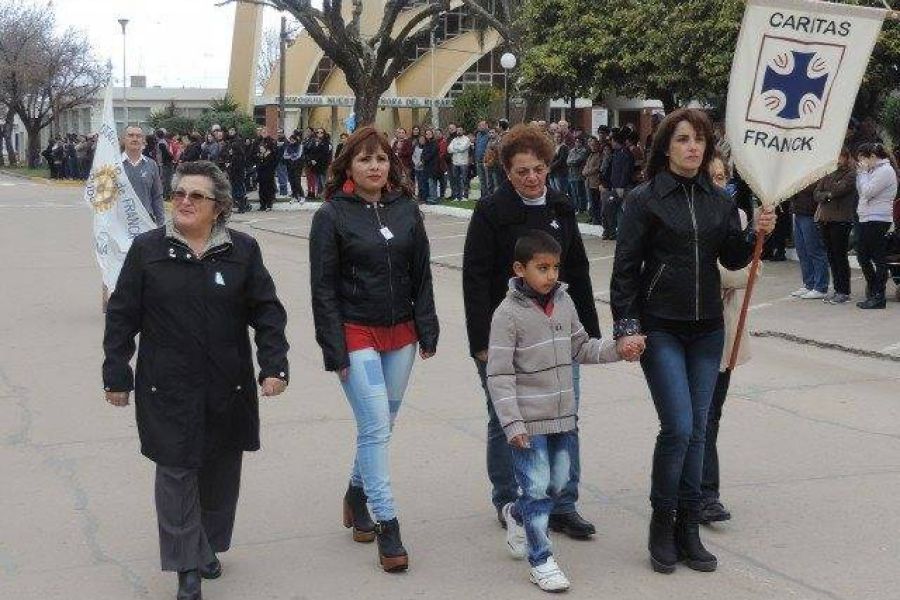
431,252,464,260
589,255,615,262
430,233,468,240
0,182,15,187
880,342,900,355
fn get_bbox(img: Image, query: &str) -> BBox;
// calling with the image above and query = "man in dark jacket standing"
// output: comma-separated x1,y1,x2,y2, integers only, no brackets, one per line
463,124,601,539
601,130,635,240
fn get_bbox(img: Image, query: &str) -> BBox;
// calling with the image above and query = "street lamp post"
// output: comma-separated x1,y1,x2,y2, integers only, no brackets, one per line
118,18,129,129
500,52,517,122
278,15,287,134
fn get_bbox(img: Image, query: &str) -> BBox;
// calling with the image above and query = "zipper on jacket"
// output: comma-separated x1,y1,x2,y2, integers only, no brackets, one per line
646,263,667,301
683,184,701,320
352,265,358,297
372,202,395,324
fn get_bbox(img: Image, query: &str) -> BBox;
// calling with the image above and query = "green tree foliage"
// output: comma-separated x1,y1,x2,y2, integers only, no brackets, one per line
453,85,502,131
880,95,900,144
208,95,242,113
519,0,900,118
196,110,257,139
148,102,196,135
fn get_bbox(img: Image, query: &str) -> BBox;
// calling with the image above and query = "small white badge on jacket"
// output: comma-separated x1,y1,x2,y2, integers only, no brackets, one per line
215,272,225,286
550,219,560,229
380,226,394,240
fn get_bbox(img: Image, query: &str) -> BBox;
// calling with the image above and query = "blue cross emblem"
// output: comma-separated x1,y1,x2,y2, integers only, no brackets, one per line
761,51,828,120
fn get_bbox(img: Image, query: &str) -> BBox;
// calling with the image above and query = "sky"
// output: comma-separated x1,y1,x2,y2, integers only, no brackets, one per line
46,0,287,89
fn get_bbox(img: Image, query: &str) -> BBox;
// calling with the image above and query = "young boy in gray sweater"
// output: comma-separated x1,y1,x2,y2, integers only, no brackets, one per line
487,230,643,592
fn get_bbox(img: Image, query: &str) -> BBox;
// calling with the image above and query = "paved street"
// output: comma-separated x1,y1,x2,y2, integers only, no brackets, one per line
1,173,898,600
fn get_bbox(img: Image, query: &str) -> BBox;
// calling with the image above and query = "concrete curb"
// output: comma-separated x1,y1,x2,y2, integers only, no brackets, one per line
261,199,609,239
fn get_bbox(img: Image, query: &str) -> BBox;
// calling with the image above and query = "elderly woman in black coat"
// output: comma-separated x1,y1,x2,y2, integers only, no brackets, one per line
102,160,289,600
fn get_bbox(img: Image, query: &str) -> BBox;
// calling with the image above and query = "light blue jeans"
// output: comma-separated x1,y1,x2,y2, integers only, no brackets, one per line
341,344,417,522
510,431,579,567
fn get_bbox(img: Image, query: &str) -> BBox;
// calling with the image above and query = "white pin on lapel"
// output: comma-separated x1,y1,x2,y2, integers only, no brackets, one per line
550,219,560,229
215,272,225,286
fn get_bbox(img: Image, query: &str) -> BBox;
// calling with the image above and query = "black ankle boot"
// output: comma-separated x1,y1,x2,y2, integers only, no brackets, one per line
343,484,376,542
176,569,201,600
375,518,409,572
675,509,718,572
858,294,886,309
648,509,678,574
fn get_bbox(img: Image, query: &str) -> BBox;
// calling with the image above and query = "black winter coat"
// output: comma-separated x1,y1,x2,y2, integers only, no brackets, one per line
309,192,439,371
610,171,755,337
103,227,289,468
463,181,600,357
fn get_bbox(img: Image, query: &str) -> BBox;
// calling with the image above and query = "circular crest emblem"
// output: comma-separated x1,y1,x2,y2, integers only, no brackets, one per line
90,165,120,213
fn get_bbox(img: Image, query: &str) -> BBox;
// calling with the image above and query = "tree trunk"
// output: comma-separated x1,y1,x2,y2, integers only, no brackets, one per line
659,90,678,115
1,117,17,167
353,87,380,127
25,123,42,168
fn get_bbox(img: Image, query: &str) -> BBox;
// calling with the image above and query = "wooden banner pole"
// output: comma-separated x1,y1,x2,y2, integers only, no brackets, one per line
728,230,766,371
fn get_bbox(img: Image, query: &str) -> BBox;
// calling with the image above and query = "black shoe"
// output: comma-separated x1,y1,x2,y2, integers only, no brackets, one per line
548,511,596,539
699,500,732,524
857,295,886,309
375,518,409,572
343,484,376,543
176,569,201,600
675,510,718,572
648,509,678,574
769,252,787,262
199,556,221,580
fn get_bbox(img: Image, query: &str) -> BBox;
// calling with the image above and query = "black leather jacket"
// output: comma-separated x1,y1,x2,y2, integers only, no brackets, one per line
610,171,756,337
309,192,439,371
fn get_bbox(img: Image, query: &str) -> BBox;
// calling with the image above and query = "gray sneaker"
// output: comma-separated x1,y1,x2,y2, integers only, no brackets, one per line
827,293,851,304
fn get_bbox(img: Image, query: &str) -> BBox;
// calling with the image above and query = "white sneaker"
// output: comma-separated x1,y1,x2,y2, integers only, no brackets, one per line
801,289,827,299
530,556,571,592
502,503,526,559
791,287,811,297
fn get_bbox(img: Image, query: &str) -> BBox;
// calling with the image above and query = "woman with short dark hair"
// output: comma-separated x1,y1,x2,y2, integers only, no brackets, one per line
611,108,775,574
103,160,289,600
463,124,601,540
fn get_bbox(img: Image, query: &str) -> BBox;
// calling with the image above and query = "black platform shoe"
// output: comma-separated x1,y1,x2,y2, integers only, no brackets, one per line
675,509,718,572
648,509,678,574
375,518,409,572
343,484,376,542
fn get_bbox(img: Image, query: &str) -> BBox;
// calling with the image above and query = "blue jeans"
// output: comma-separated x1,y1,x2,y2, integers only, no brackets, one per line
476,360,581,515
451,164,468,200
510,431,578,567
793,214,830,292
275,162,289,196
415,170,430,203
341,344,417,522
640,328,724,512
568,178,586,211
477,162,492,198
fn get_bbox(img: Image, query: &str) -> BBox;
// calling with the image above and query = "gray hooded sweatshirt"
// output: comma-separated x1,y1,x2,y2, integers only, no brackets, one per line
487,278,620,442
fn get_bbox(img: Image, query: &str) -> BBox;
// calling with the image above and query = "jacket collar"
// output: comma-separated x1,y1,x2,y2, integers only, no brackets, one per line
329,189,404,205
492,180,573,225
653,169,716,198
166,221,232,256
507,277,568,306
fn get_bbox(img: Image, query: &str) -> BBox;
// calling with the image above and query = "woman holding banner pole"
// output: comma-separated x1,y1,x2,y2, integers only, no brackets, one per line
610,109,775,574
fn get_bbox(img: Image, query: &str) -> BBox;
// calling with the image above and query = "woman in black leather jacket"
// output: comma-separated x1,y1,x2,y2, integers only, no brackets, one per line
309,126,438,573
610,109,775,574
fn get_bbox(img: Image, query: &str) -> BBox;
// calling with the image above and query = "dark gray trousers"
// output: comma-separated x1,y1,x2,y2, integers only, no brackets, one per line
155,450,243,572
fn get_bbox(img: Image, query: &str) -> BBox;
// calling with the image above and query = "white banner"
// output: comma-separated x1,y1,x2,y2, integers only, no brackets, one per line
84,85,156,291
726,0,886,205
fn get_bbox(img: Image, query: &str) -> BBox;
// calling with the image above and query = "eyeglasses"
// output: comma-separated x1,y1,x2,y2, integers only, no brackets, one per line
172,189,216,203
